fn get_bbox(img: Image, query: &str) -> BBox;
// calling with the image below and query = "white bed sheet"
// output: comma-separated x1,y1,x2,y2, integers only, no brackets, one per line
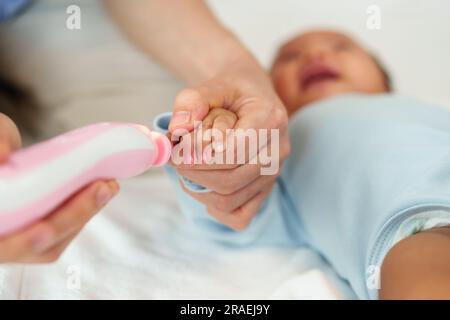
0,172,355,299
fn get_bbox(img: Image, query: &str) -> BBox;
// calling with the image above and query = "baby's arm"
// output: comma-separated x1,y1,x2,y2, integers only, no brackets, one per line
158,108,288,246
380,227,450,299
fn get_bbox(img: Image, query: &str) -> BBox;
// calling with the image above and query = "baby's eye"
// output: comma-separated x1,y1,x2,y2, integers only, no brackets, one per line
278,50,301,63
333,40,352,51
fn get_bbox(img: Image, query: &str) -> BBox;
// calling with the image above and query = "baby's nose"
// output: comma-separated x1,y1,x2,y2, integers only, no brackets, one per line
303,45,332,62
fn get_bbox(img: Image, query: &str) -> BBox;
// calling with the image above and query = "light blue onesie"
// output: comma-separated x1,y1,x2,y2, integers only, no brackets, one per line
154,93,450,299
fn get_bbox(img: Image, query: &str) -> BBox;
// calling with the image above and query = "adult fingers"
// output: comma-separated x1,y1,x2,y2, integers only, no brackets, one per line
0,113,21,162
0,180,119,262
206,186,274,231
180,171,279,213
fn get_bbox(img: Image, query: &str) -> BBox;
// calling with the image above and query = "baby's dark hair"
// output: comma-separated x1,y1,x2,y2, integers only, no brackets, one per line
370,53,393,92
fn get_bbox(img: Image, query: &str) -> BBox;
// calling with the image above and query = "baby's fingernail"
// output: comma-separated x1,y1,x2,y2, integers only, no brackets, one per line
96,184,114,208
171,111,191,127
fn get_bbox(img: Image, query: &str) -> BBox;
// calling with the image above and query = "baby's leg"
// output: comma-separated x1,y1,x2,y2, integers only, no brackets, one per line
380,227,450,299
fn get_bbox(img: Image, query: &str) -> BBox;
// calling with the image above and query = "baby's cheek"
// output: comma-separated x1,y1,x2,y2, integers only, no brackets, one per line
273,74,298,107
345,55,386,93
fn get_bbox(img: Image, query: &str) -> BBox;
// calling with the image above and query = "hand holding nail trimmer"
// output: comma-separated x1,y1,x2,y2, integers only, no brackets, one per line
0,123,171,236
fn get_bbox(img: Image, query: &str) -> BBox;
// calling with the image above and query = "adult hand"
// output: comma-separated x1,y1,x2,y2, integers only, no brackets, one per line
169,63,290,231
106,0,290,231
0,113,119,263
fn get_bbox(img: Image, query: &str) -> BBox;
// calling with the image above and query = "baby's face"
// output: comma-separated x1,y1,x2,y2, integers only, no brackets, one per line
271,31,388,115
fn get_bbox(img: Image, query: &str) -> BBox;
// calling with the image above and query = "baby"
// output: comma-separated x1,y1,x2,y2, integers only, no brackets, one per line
271,30,391,112
155,30,450,299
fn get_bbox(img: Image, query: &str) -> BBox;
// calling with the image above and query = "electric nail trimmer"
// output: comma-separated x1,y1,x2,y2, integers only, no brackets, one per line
0,122,171,236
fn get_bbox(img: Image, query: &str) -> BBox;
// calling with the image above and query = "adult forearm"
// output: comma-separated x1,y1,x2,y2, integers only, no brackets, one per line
104,0,261,84
105,1,289,228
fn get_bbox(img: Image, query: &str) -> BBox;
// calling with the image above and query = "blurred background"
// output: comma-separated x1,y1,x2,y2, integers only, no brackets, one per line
0,0,449,142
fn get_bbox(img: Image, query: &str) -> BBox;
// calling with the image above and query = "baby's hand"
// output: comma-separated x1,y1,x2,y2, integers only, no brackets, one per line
201,107,237,154
169,107,237,165
170,107,237,165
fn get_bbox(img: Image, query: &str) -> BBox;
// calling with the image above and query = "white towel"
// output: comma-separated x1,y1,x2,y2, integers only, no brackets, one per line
0,172,354,299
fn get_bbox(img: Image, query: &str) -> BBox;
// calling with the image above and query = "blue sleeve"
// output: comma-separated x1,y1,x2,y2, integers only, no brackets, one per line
282,93,450,299
153,113,303,247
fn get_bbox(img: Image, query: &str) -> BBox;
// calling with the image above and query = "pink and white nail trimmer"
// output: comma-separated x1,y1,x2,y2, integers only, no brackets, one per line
0,122,171,236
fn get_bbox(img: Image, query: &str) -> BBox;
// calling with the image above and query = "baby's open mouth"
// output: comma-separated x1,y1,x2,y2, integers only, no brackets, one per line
300,63,340,91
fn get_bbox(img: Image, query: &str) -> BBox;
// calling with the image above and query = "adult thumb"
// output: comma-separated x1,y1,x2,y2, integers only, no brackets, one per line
0,114,21,162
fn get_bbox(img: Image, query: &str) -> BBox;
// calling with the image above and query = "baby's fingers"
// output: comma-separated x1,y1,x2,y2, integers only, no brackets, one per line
212,113,237,153
202,108,237,153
